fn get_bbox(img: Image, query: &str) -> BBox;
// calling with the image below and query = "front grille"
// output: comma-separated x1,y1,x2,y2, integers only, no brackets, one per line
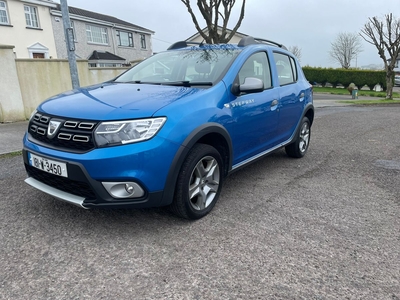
25,164,96,200
29,112,98,152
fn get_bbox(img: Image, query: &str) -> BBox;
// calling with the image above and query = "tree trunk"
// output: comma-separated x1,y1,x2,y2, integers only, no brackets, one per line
386,69,394,99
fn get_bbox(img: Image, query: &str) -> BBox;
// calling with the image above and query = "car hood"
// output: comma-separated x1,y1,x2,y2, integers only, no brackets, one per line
38,82,205,120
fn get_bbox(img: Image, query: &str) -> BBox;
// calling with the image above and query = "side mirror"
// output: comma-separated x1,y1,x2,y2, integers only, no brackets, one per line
231,77,264,95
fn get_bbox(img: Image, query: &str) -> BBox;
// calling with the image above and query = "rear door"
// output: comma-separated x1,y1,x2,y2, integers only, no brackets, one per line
273,52,304,142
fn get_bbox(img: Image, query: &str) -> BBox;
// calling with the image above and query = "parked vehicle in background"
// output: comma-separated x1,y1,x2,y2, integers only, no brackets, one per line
395,75,400,86
22,36,314,219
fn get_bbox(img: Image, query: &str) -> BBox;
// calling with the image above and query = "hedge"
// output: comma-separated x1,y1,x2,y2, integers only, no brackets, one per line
302,67,386,90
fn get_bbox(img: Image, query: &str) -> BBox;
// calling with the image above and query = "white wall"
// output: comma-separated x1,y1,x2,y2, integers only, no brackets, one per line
0,44,130,122
0,0,58,58
0,45,25,122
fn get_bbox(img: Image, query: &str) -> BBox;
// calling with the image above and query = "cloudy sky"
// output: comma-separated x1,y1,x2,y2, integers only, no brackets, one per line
57,0,399,68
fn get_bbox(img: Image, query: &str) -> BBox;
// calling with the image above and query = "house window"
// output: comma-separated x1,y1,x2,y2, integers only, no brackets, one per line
86,24,108,45
0,1,9,25
117,30,133,47
24,5,39,28
140,34,146,49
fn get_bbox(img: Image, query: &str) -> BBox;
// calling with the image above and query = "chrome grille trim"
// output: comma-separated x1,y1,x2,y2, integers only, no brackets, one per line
58,133,72,140
78,122,95,130
64,121,78,128
72,135,90,142
37,127,46,135
29,113,98,152
40,116,50,123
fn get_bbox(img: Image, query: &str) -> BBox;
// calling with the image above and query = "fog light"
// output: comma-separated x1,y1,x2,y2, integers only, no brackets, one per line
102,182,145,199
125,184,134,195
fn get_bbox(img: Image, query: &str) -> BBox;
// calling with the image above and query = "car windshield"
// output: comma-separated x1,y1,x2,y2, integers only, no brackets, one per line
114,45,240,86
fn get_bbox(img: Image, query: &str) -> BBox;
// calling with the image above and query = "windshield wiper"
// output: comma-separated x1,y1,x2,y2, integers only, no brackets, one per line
120,80,161,85
160,81,213,87
116,80,213,87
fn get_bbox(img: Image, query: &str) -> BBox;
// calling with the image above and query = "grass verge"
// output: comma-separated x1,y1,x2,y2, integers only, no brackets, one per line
313,87,400,98
338,99,400,105
0,150,22,159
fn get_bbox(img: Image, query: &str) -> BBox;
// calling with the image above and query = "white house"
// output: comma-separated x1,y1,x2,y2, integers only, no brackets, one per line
50,5,154,67
0,0,58,58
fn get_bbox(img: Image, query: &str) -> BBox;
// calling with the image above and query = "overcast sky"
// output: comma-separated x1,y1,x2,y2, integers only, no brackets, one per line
57,0,400,68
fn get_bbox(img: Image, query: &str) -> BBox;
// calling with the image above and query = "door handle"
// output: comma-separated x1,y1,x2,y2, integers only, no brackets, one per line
271,100,278,106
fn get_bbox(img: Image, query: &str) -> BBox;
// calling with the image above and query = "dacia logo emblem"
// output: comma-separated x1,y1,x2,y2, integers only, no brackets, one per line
47,120,62,138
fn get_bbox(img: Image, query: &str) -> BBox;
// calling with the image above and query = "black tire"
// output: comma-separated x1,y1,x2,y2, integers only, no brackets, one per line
285,116,311,158
170,143,223,220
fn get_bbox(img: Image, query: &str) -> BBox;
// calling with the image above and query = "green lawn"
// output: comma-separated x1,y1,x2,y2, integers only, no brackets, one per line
0,151,22,159
313,87,400,98
338,99,400,105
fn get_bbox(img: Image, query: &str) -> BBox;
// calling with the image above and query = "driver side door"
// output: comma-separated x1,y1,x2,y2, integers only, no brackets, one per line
227,52,281,165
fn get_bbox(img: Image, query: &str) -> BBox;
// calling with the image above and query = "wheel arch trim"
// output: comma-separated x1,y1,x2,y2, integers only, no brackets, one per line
159,123,233,206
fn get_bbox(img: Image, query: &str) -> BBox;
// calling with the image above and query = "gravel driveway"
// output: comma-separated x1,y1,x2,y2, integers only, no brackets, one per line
1,105,399,299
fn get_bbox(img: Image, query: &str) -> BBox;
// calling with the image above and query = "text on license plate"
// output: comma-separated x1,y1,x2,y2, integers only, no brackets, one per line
28,152,68,178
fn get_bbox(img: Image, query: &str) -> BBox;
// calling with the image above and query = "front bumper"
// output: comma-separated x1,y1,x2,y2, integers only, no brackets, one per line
25,177,88,208
22,132,180,209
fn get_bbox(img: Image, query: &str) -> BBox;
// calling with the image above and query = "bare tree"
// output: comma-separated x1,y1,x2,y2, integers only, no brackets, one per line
181,0,246,44
329,32,363,69
289,46,302,62
360,13,400,99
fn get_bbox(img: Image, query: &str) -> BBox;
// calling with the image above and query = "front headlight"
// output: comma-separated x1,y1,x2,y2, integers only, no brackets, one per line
94,117,166,147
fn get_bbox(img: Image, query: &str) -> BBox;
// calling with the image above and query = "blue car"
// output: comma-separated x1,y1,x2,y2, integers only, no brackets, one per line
22,36,314,219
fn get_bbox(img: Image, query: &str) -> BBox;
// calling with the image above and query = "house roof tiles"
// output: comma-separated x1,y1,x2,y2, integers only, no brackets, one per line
88,51,125,61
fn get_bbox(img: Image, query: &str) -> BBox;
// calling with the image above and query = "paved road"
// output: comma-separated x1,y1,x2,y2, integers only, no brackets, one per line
1,106,399,299
0,121,27,155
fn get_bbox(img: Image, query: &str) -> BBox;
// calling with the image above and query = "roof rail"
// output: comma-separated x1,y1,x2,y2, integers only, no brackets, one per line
167,41,204,50
238,36,287,50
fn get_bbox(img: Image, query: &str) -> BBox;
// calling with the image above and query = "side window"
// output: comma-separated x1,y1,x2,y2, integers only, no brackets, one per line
238,52,272,89
273,52,297,86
